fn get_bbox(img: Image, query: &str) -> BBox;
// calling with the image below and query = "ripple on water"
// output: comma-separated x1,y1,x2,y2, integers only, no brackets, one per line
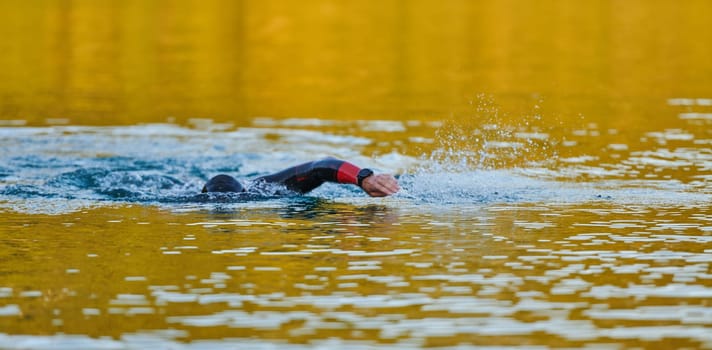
1,124,710,215
2,119,712,349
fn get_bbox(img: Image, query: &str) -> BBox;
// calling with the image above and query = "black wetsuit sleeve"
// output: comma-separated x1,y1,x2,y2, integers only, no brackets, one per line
253,157,361,194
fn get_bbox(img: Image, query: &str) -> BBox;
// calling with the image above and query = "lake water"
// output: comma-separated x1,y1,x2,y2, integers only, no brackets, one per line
1,1,711,349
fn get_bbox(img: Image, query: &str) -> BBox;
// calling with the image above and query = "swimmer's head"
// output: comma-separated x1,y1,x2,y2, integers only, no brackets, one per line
202,174,245,193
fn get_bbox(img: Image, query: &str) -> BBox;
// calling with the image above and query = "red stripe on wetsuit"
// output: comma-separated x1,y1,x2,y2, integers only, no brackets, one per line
253,157,362,194
336,161,360,185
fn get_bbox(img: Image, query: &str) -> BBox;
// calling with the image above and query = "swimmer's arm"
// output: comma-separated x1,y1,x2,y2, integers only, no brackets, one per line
256,157,399,196
313,157,399,196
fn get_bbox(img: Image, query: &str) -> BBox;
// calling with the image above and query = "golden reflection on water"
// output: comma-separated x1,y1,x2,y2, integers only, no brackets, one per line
1,1,712,349
1,0,711,128
2,203,711,348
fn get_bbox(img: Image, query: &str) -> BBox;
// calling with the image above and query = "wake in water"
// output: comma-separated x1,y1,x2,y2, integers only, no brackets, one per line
0,108,709,214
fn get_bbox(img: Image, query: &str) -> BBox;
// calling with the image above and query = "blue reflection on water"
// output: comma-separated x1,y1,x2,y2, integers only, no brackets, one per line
0,124,709,214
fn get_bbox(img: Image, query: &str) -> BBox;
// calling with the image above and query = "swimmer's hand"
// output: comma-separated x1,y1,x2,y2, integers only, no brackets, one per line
361,174,400,197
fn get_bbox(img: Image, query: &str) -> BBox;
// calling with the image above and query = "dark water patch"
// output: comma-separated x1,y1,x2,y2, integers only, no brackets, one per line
46,168,112,189
276,197,343,220
1,184,67,199
157,192,287,204
0,166,10,179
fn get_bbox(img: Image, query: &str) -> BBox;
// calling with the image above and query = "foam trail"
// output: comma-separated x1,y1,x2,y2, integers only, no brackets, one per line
396,170,710,206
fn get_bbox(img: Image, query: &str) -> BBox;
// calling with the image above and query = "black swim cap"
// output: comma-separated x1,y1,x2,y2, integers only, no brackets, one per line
202,174,245,193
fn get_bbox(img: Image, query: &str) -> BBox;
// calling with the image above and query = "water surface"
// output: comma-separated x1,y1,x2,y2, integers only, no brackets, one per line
1,117,710,349
1,1,712,349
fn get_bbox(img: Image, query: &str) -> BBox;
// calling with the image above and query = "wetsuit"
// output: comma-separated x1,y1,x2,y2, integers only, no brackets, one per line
202,157,363,194
252,157,361,193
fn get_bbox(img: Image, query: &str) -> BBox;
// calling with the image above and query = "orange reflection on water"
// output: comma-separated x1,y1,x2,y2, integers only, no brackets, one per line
1,0,711,128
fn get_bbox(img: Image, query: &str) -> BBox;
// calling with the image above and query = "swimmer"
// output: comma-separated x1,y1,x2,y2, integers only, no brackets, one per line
202,157,399,197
